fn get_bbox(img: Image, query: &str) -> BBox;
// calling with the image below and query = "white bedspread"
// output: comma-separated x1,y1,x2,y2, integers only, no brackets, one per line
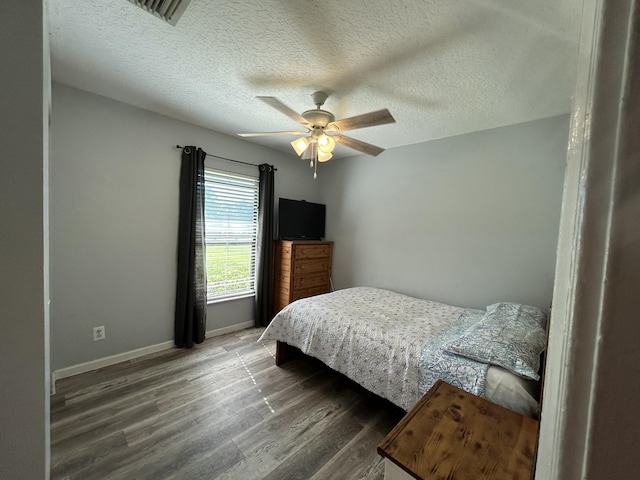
259,287,468,410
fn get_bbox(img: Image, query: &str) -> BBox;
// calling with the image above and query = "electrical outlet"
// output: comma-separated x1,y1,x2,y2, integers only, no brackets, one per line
93,326,105,341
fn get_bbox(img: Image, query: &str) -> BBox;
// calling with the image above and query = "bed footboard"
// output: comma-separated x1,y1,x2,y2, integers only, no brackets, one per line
275,341,301,366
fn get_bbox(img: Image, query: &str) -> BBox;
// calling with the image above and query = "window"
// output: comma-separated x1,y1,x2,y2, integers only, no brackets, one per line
204,169,259,301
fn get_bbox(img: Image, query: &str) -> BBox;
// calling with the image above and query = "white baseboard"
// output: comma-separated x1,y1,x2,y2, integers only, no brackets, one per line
51,320,255,391
205,320,254,339
53,339,175,383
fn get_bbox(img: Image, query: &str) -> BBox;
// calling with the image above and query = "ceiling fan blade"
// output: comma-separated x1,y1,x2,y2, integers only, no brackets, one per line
238,131,307,137
328,109,396,132
335,135,385,157
257,96,310,126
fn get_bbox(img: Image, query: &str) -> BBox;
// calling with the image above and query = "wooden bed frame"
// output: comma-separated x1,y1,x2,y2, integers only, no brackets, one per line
275,341,301,366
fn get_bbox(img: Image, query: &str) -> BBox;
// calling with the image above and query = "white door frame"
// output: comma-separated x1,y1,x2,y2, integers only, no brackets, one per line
536,0,640,478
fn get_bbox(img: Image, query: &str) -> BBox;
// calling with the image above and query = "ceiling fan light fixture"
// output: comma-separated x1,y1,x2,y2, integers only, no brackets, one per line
240,92,395,178
318,151,333,162
291,137,310,156
317,134,336,153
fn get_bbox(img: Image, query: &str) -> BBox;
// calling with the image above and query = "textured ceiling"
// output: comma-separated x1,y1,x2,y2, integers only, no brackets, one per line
48,0,582,158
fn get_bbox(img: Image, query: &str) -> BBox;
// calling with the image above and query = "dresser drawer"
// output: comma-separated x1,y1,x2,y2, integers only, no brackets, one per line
294,259,331,275
294,244,331,259
291,285,329,302
273,240,333,316
293,272,328,291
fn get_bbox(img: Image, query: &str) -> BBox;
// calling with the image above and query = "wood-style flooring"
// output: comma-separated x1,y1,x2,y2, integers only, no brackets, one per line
50,328,406,480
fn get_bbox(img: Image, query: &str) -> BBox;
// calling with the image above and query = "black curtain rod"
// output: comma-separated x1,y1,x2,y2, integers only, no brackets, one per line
176,145,277,171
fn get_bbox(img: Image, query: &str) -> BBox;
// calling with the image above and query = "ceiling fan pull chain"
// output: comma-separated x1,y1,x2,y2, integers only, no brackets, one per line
314,157,318,179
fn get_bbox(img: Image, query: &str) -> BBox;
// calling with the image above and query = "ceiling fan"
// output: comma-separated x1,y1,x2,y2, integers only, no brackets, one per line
238,91,396,178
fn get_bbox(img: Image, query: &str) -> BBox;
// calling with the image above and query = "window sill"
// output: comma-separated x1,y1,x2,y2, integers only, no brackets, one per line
207,292,255,305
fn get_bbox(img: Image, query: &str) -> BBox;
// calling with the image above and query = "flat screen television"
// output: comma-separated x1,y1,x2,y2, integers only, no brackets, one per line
278,198,326,240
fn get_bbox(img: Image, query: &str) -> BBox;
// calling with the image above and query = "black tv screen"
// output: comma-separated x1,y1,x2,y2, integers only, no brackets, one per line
278,198,326,240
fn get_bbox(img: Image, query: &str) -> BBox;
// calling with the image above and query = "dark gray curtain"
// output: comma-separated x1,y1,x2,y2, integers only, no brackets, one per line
175,146,207,347
255,164,275,327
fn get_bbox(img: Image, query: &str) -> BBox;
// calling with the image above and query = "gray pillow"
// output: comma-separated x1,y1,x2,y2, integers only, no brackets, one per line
443,303,547,380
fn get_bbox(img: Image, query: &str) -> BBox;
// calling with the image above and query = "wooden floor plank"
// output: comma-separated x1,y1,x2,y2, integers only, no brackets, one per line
261,407,364,480
309,411,399,480
51,431,128,478
164,440,245,480
51,400,159,450
50,327,404,480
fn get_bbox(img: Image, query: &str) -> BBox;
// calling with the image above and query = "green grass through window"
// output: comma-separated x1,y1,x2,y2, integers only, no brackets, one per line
206,243,254,298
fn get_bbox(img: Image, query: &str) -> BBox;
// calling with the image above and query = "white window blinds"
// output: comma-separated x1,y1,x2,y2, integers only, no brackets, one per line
204,169,259,300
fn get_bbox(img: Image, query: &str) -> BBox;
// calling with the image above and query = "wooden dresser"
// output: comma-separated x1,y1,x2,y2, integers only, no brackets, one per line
378,380,539,480
272,240,333,315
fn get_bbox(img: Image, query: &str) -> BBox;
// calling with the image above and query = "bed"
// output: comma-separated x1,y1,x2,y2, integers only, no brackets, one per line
258,287,547,417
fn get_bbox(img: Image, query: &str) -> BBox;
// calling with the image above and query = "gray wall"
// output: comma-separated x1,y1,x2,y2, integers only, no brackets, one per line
51,85,568,370
321,115,569,310
0,1,50,478
50,83,321,370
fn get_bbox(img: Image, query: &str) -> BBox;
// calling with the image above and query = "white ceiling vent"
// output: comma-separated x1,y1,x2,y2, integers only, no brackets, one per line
126,0,193,26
